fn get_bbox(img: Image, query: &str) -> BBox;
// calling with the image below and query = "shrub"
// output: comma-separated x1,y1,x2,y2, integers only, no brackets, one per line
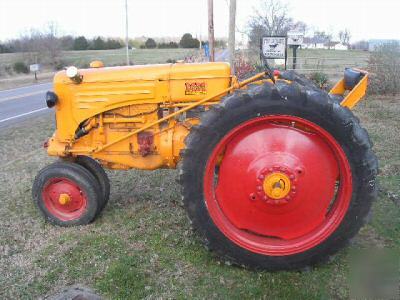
368,42,400,95
91,37,106,50
158,42,179,49
13,61,29,74
234,56,256,80
54,59,67,70
4,64,13,75
145,38,157,49
309,72,329,89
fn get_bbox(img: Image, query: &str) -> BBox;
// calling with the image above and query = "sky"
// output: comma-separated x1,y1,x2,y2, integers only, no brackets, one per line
0,0,399,42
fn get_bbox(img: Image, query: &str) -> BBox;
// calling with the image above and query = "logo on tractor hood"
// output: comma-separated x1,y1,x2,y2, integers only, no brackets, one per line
185,81,207,95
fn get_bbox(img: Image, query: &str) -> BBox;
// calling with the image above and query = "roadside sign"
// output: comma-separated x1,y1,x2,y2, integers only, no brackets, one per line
30,64,40,80
261,36,286,59
30,64,40,72
287,31,304,46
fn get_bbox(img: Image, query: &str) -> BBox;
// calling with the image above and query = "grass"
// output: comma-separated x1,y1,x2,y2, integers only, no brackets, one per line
245,48,370,80
0,94,398,299
287,49,370,73
0,48,199,68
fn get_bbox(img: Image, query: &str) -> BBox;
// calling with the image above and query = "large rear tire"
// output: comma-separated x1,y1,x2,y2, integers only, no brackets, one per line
180,80,378,270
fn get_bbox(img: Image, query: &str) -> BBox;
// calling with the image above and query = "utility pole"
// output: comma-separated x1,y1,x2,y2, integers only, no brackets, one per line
208,0,215,62
125,0,130,65
228,0,236,74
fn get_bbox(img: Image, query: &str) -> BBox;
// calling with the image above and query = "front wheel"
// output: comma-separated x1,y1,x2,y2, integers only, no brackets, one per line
75,155,110,213
32,161,102,226
180,80,378,270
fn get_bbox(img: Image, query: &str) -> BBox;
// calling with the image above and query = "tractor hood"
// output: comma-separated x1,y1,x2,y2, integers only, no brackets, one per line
52,62,231,141
54,62,231,84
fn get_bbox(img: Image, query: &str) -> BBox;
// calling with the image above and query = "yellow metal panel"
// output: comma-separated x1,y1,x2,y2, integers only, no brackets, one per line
329,69,369,110
53,62,232,141
340,74,368,109
329,78,346,95
169,62,231,102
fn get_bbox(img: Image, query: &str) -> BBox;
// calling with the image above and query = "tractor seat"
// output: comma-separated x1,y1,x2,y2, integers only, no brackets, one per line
344,68,364,90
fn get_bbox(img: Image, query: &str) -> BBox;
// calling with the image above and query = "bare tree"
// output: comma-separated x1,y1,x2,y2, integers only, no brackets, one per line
339,29,351,47
247,0,297,48
42,22,62,66
15,22,61,67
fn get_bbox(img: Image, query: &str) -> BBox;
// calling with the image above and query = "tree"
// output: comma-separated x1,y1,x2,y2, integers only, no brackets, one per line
179,33,200,48
10,22,62,66
73,36,89,50
247,0,297,48
41,22,62,65
339,29,351,47
145,38,157,49
106,38,123,49
215,39,227,48
60,35,74,50
91,37,106,50
0,42,13,53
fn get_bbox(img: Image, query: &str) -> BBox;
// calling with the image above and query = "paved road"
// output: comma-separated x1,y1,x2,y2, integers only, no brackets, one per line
0,82,52,128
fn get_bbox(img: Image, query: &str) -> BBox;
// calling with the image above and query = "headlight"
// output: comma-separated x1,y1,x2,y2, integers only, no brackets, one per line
46,91,58,108
66,66,82,83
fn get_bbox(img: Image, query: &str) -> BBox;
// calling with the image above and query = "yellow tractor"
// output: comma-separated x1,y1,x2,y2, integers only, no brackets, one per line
32,56,377,270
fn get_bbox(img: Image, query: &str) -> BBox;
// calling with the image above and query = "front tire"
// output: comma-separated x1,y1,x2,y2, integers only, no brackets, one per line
75,155,110,213
180,80,378,270
32,161,102,226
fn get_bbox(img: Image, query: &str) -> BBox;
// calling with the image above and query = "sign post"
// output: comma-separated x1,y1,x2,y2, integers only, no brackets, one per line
29,64,40,81
287,31,304,70
260,36,287,69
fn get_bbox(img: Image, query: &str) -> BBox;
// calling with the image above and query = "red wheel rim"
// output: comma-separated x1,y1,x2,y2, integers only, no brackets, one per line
204,115,352,256
42,177,87,221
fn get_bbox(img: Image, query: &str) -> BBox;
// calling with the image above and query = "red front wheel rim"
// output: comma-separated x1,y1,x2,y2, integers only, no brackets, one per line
204,115,352,256
42,177,88,221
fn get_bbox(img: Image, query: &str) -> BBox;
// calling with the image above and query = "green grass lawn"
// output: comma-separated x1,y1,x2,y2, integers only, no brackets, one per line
0,94,398,299
0,48,199,70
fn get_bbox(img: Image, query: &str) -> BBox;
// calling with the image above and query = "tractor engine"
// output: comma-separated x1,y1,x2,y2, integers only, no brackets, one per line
46,62,231,169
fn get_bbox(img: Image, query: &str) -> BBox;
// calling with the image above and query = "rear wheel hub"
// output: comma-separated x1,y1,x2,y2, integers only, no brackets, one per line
260,170,292,203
